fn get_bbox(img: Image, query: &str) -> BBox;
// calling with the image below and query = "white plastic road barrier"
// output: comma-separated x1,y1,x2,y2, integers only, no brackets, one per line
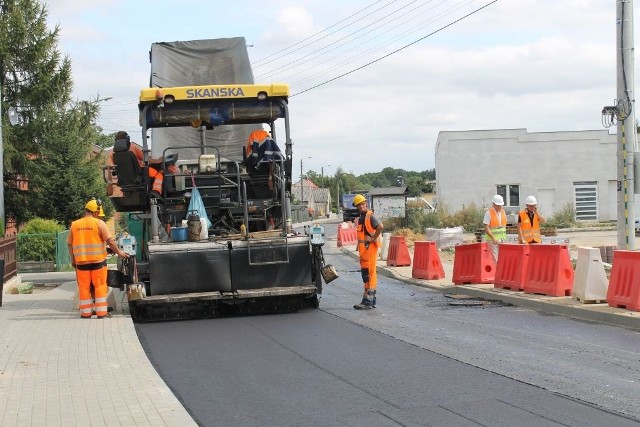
425,227,464,249
380,232,391,260
573,246,609,303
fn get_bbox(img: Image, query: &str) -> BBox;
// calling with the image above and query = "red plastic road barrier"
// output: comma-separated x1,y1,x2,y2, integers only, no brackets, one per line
387,235,412,267
523,244,574,297
412,241,444,280
607,250,640,311
494,244,530,291
452,242,495,285
337,225,357,247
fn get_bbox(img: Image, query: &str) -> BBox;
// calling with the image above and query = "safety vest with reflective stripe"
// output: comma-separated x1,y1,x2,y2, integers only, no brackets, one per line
519,210,541,243
484,208,507,241
356,210,378,249
70,216,107,264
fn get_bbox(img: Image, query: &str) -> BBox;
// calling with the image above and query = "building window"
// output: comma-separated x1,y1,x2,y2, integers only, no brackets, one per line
574,182,597,221
496,184,520,207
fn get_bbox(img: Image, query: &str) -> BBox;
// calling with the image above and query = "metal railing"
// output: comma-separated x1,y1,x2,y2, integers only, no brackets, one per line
17,231,70,272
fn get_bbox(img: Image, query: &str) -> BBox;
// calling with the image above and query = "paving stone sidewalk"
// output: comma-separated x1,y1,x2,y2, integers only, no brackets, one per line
0,277,196,427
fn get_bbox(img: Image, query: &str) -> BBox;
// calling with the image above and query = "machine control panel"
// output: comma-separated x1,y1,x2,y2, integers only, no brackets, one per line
118,233,138,256
309,225,325,246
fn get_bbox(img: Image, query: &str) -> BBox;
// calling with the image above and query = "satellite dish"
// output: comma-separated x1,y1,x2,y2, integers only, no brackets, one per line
8,107,18,126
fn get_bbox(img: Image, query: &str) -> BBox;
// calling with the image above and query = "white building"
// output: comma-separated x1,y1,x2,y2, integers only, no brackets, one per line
435,128,620,221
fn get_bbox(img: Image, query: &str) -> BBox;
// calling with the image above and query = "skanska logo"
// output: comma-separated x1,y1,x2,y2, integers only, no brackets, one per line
186,87,245,99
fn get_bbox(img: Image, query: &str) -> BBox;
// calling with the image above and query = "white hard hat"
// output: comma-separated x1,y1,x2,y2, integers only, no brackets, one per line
491,195,504,206
525,195,537,205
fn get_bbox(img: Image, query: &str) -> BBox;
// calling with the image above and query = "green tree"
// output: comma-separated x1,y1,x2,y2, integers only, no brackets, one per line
30,101,110,225
405,175,424,197
0,0,108,227
301,165,437,211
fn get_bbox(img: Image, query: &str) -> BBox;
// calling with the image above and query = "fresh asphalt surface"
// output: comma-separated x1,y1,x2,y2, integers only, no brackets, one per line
135,227,640,427
136,311,639,427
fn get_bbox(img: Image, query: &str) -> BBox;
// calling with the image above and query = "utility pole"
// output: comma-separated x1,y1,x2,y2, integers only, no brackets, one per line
617,0,637,249
321,165,332,217
300,156,312,208
321,164,332,189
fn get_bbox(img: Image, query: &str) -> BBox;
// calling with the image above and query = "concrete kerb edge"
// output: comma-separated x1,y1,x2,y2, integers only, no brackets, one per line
444,285,640,331
338,246,640,332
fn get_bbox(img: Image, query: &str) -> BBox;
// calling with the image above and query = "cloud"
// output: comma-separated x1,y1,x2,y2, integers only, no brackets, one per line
46,0,120,20
41,0,639,176
262,6,320,45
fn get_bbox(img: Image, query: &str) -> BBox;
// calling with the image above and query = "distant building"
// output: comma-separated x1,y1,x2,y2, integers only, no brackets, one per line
435,128,618,221
291,179,331,218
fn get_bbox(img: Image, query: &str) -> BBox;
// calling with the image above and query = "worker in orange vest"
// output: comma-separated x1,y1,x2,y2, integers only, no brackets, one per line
484,194,507,263
352,194,383,310
67,199,128,319
518,195,545,244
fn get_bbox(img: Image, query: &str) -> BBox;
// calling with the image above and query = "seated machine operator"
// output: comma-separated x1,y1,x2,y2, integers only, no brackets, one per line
243,129,282,192
109,131,178,199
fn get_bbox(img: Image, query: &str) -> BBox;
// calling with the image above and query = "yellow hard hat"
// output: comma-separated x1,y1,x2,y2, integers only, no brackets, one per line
352,194,367,207
98,207,105,217
85,198,101,212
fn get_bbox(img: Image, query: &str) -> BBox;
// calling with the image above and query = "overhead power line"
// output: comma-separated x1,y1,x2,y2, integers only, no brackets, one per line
252,0,395,66
284,0,467,87
250,0,497,97
255,0,429,81
292,0,497,96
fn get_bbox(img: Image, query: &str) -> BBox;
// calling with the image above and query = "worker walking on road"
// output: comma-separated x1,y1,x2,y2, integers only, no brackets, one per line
484,194,507,263
353,194,383,310
67,199,128,319
518,195,545,244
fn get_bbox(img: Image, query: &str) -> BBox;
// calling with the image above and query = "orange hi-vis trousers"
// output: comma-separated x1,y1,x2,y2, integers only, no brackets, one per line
75,266,108,318
148,167,164,193
358,241,378,305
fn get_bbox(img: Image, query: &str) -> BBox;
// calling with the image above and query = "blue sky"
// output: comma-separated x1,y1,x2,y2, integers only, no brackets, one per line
44,0,629,178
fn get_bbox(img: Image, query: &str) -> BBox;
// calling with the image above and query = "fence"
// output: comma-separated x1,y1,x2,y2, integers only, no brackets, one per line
17,230,70,272
290,204,311,224
0,236,17,283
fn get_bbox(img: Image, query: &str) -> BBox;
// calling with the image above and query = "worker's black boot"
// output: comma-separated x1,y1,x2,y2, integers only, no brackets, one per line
353,302,373,310
353,296,373,310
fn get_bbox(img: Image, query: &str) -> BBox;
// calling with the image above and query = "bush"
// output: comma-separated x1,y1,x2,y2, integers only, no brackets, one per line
401,202,485,234
447,202,485,231
544,203,576,228
381,216,406,233
17,218,65,262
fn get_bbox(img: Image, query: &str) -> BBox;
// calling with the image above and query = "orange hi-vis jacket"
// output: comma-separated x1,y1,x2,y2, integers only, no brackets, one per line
69,216,107,264
245,130,270,159
356,210,379,292
519,210,541,243
484,208,507,242
356,211,379,252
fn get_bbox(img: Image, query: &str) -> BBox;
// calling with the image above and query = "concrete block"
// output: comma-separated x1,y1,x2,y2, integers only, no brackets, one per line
573,246,608,303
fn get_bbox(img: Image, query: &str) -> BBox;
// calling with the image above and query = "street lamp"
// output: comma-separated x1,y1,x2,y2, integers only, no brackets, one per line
321,165,332,218
300,156,312,207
